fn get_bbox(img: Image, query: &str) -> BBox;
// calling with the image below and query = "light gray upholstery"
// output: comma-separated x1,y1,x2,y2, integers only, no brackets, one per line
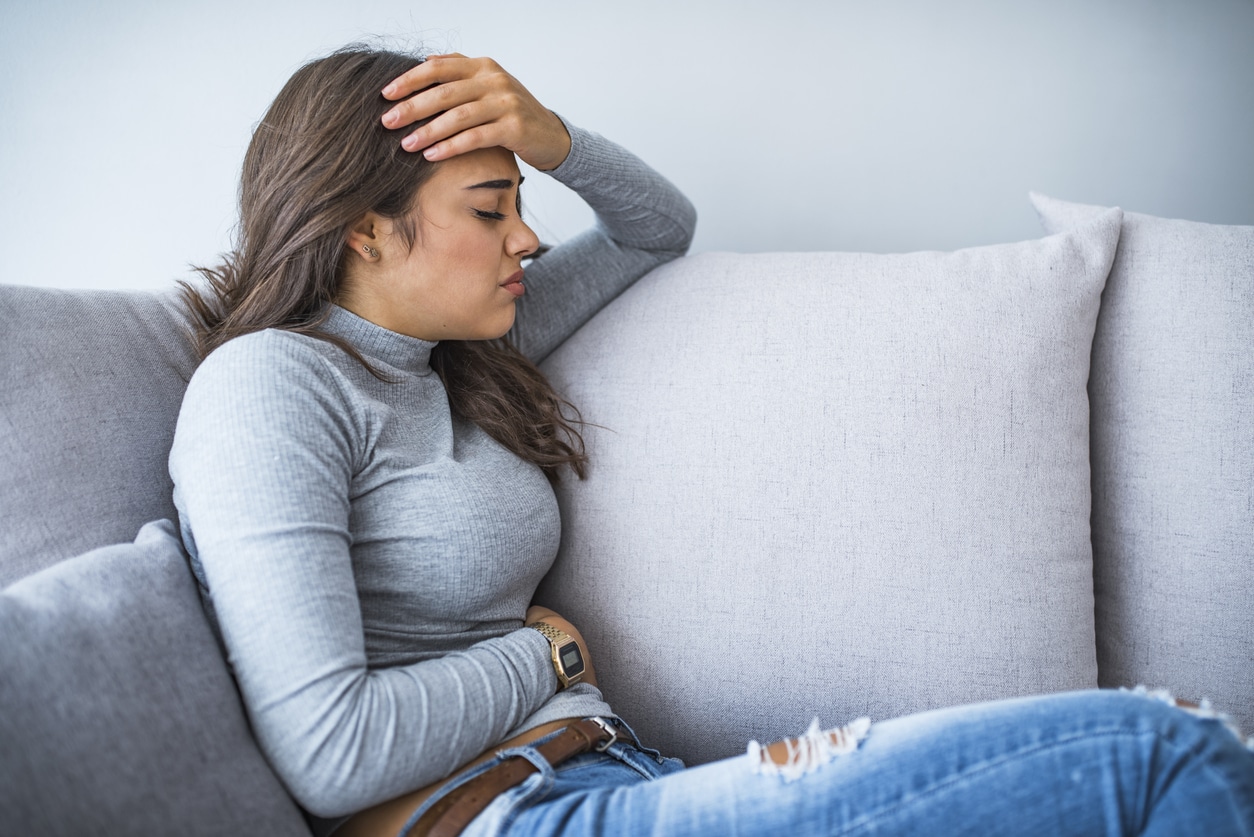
0,519,311,836
537,210,1122,764
1033,193,1254,735
0,285,199,587
2,198,1250,822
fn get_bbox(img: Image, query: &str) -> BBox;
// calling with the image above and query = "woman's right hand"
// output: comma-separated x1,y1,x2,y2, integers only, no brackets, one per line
379,54,572,171
525,605,598,688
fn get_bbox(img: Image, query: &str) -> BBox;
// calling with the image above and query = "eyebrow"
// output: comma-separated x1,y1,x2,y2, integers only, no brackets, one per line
465,175,525,191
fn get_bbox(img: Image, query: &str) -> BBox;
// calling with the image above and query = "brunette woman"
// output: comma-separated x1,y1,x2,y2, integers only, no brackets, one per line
170,45,1254,837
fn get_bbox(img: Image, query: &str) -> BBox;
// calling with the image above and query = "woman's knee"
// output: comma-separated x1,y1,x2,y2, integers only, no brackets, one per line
1085,687,1247,750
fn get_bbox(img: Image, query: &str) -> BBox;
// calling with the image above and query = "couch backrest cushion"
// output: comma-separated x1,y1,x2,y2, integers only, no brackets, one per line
537,210,1122,765
0,519,311,836
1033,194,1253,735
0,285,199,587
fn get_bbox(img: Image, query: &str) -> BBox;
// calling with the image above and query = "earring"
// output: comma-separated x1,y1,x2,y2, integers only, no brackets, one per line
362,245,379,259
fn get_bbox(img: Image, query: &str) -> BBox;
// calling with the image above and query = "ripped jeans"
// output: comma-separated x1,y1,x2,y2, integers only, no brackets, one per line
403,690,1254,836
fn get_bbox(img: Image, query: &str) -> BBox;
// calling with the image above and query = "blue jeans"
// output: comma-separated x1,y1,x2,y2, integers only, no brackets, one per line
403,690,1254,836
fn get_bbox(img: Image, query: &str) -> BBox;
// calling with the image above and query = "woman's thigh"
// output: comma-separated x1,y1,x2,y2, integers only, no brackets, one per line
481,690,1253,837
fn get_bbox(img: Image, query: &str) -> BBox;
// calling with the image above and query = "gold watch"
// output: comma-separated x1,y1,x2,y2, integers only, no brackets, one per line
528,621,586,690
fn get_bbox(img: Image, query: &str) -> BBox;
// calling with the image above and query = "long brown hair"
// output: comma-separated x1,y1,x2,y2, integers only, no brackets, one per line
181,46,586,481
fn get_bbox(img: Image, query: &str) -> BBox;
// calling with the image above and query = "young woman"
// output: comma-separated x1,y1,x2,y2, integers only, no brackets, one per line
170,46,1254,837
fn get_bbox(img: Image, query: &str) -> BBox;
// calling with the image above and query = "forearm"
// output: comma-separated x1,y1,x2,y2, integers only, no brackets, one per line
249,627,556,817
187,517,559,818
546,117,697,255
510,119,697,361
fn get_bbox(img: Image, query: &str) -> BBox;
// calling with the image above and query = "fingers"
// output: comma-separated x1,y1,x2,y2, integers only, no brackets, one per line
382,76,484,131
387,86,520,157
381,53,473,100
411,106,526,161
381,66,514,158
376,54,570,169
380,54,507,134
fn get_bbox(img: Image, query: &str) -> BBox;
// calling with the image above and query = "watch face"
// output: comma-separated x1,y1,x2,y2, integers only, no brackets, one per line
558,641,585,678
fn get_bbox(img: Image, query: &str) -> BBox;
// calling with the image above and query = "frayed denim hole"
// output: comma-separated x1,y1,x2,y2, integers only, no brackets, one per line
748,716,873,782
1121,685,1250,748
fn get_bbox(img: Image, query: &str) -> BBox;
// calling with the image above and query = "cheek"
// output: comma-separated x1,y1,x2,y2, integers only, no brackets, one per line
445,230,503,287
408,221,503,309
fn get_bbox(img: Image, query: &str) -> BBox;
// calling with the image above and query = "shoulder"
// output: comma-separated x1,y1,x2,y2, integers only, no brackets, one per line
172,328,371,483
180,328,367,436
195,327,336,378
188,328,356,399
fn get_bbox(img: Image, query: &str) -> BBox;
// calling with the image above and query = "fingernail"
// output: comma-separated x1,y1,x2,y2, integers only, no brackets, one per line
423,146,441,160
402,135,420,151
382,83,397,97
383,110,399,127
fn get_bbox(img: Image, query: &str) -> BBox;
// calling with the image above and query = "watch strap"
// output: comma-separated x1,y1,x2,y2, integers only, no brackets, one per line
528,621,571,644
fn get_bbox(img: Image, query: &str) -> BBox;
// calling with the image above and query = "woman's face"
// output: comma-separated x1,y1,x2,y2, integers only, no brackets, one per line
344,146,540,342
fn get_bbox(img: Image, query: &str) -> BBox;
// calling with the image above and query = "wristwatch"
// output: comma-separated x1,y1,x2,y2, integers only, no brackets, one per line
528,621,586,690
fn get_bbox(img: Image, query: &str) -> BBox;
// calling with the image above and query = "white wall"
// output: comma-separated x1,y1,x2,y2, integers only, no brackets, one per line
2,0,1251,290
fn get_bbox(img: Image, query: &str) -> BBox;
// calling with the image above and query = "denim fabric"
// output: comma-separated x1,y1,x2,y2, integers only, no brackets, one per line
408,691,1254,836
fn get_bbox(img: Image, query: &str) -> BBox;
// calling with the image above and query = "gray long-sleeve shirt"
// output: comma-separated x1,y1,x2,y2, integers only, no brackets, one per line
168,120,695,823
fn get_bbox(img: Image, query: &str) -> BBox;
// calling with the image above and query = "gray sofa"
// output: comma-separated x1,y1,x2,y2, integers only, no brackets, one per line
2,194,1250,835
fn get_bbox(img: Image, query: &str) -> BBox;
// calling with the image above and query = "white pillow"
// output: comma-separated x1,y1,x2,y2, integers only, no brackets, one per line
538,209,1122,764
1033,193,1254,736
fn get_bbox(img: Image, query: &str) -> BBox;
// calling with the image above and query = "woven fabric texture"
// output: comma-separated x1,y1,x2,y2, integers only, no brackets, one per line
0,519,311,836
1033,193,1253,735
0,285,199,587
538,210,1122,764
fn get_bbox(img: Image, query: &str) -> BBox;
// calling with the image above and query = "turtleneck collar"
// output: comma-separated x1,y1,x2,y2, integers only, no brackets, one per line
321,305,437,374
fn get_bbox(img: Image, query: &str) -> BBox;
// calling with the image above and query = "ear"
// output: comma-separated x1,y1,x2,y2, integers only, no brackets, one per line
345,212,389,262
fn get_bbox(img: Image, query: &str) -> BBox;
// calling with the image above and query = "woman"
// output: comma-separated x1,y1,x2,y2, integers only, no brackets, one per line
170,46,1253,837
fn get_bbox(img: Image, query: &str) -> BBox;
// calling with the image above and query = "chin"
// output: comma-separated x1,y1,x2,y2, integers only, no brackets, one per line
484,310,517,340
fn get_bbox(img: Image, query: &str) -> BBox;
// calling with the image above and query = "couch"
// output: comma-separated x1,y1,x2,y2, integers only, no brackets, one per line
2,194,1250,835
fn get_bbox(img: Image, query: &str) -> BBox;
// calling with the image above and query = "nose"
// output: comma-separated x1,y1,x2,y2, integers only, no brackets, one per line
509,216,541,260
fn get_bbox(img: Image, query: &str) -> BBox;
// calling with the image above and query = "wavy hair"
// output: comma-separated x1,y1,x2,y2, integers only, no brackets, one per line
180,46,586,481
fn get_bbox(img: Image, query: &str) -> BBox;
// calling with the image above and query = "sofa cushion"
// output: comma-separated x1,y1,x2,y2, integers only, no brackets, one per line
0,285,200,587
0,518,311,836
1033,194,1254,735
538,210,1121,765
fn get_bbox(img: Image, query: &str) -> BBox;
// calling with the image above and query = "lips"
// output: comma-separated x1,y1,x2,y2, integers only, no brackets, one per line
501,270,525,298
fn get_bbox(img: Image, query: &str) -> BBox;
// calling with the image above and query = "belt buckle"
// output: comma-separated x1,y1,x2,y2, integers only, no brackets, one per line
588,716,620,752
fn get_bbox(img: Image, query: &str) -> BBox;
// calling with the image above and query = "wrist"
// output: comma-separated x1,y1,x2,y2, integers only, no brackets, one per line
531,111,573,172
527,621,586,690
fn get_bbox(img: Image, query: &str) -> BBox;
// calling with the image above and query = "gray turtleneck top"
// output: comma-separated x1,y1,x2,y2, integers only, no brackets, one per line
168,119,695,822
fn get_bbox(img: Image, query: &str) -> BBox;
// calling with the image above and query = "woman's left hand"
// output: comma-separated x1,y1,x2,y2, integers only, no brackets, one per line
380,54,572,171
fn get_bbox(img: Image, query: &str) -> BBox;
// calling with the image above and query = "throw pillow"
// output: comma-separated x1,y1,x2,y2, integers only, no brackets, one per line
537,210,1121,765
1032,193,1253,736
0,519,310,836
0,286,200,587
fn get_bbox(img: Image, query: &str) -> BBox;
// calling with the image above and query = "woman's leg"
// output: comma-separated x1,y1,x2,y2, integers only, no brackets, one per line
478,690,1253,836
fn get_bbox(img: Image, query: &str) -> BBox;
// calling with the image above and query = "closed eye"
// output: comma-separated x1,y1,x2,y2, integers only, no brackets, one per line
474,209,508,221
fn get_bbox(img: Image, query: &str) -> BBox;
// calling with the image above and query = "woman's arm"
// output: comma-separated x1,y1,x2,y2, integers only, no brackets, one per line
169,331,558,818
380,54,697,363
507,116,696,362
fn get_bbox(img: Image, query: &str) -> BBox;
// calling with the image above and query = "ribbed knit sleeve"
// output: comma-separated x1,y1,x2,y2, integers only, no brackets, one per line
509,117,697,363
168,330,556,818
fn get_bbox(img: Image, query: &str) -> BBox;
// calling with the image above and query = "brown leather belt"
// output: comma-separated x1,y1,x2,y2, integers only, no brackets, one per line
405,717,628,837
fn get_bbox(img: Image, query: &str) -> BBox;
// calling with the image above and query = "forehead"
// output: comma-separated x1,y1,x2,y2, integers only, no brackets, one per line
425,147,520,191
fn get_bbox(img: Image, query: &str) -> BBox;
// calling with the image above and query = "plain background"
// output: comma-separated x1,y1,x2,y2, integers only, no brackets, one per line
2,0,1251,291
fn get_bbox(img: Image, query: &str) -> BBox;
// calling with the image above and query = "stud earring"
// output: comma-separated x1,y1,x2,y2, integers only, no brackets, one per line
362,245,379,259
